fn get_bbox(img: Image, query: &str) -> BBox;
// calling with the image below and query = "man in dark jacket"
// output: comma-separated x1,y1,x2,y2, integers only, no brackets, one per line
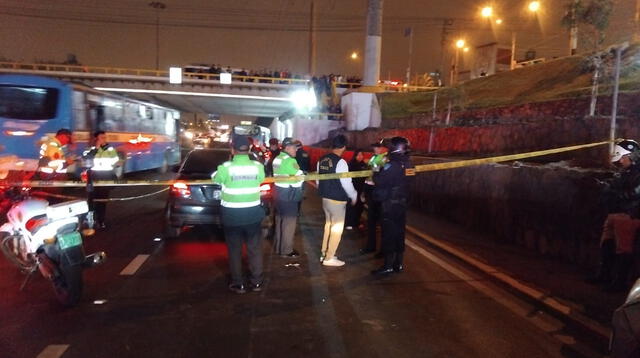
589,139,640,291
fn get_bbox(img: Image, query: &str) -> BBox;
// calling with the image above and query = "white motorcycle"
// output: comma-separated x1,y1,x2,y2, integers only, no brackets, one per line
0,188,106,306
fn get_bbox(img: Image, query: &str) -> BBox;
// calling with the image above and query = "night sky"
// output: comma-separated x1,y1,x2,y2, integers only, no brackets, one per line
0,0,636,79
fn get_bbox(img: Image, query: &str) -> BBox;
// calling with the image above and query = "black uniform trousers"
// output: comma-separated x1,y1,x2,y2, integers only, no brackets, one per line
89,170,116,225
364,184,382,251
224,222,263,286
380,201,407,254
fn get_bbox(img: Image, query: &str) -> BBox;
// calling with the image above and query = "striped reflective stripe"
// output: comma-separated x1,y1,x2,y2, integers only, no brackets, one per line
274,169,304,188
222,187,261,195
221,200,261,208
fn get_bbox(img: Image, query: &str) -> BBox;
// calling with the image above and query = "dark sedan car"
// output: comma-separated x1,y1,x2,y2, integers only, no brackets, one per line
164,149,273,239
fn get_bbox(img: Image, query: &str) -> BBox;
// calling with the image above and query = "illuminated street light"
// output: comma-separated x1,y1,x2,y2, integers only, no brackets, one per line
528,1,540,12
350,51,358,60
290,87,317,113
456,39,465,49
463,47,470,53
495,18,503,25
481,6,493,18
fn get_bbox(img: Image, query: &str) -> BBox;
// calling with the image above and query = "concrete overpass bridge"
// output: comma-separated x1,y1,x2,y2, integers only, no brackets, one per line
0,62,311,118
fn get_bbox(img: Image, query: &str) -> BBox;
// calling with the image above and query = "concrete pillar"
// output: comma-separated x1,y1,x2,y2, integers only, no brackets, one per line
363,0,383,87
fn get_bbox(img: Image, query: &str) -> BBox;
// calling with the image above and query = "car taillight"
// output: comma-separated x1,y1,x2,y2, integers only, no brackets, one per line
260,184,271,192
171,182,191,198
25,217,47,233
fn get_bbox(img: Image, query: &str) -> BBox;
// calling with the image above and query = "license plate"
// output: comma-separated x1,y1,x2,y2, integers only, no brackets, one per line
57,231,83,250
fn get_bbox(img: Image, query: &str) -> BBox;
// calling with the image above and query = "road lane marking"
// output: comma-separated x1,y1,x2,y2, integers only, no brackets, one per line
406,226,610,339
36,345,69,358
119,254,150,276
405,240,534,321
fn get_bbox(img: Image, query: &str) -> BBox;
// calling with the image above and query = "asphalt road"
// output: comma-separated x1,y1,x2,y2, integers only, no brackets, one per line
0,172,580,358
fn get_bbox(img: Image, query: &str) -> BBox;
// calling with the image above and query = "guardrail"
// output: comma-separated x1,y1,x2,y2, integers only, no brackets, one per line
0,62,310,86
332,81,439,93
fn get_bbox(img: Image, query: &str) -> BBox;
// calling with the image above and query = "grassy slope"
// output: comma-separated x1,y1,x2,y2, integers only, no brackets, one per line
380,43,640,120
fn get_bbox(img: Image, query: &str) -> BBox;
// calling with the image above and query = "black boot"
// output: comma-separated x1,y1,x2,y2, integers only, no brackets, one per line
393,252,404,273
371,253,395,275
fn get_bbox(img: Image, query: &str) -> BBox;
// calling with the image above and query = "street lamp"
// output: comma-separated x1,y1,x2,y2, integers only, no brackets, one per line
456,39,466,49
528,1,541,12
481,6,493,18
350,51,359,60
148,1,166,70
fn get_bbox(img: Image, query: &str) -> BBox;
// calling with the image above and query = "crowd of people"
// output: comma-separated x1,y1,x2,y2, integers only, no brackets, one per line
184,64,360,116
212,132,413,293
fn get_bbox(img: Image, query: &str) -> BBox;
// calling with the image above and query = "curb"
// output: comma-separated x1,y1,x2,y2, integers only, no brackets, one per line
406,225,611,340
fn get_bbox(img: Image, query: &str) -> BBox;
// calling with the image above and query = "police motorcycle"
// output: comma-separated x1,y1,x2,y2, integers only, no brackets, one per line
0,154,106,307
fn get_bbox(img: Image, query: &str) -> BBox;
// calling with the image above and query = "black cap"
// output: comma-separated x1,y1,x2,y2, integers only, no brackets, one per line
232,135,250,152
331,135,347,149
282,137,296,147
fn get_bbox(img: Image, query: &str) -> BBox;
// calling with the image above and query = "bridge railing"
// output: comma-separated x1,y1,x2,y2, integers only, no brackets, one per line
332,81,439,93
0,62,310,86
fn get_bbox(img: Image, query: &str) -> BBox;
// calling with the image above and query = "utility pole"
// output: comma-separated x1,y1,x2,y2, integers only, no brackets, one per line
405,27,413,86
610,43,628,154
149,1,166,70
569,0,579,56
363,0,383,87
636,0,640,41
440,19,453,83
308,0,317,76
510,32,517,69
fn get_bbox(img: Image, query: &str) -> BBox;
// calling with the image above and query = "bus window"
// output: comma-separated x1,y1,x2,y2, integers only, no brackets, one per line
0,85,59,120
72,91,88,130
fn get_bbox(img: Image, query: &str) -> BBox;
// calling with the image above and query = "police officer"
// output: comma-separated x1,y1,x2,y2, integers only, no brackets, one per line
588,139,640,291
294,140,310,174
212,134,266,294
37,128,76,180
265,138,281,176
360,139,388,255
272,137,304,257
371,137,413,275
82,131,119,230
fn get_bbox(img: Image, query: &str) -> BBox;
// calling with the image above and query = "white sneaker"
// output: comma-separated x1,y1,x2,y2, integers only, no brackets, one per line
322,257,345,267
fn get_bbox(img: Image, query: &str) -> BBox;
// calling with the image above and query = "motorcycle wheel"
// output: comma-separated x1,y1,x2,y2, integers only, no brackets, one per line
52,262,83,307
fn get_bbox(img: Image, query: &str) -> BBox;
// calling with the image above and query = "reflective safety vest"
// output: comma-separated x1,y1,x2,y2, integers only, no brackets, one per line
212,154,265,208
272,152,303,188
83,144,119,171
365,152,387,185
38,136,67,174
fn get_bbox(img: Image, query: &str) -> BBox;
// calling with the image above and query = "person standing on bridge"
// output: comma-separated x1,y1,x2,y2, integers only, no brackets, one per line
212,134,266,294
272,137,304,258
371,137,413,276
317,135,357,267
82,131,119,230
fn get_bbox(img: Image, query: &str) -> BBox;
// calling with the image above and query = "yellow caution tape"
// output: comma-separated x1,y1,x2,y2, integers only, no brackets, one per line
0,140,610,188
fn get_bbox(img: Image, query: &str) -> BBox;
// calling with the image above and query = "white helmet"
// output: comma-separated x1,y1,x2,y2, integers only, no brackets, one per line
611,139,640,163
